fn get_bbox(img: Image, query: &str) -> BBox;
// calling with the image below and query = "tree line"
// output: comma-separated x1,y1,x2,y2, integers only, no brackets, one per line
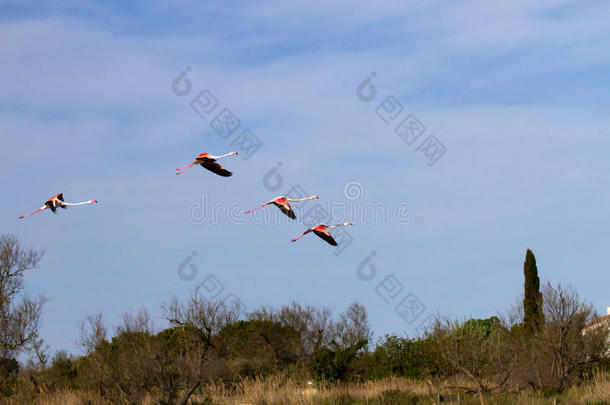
1,234,608,404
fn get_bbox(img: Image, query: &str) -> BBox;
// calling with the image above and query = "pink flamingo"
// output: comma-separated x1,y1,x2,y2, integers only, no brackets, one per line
291,222,353,246
19,193,98,219
176,152,238,177
245,195,318,219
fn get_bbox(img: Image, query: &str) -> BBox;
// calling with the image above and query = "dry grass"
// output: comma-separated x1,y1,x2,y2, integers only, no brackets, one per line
4,374,610,404
581,372,610,403
197,375,433,404
3,390,111,405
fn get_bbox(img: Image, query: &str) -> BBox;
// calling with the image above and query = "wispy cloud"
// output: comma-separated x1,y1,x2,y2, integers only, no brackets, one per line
1,1,609,354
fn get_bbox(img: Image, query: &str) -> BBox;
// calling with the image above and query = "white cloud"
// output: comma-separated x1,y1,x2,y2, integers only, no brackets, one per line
2,1,610,352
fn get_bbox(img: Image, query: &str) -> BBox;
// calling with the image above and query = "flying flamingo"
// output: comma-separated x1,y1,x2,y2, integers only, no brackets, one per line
245,195,318,219
291,222,353,246
19,193,98,219
176,152,238,177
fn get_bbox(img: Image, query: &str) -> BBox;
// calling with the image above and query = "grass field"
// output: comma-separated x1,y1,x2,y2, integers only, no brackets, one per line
5,373,610,405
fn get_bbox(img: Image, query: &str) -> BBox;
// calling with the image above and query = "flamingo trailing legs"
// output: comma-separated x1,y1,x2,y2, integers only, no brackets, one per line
19,193,98,219
291,222,353,246
245,195,318,219
176,152,238,177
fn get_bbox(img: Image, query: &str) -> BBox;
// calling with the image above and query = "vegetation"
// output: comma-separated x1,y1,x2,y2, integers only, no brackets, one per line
0,235,45,356
523,249,543,333
1,234,609,404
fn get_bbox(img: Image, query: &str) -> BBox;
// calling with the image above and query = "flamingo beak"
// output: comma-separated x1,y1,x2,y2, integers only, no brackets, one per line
345,222,353,226
92,200,98,203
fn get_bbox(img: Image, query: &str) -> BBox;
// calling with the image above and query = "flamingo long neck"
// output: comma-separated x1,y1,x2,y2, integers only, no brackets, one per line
62,200,96,206
213,152,236,159
287,195,317,202
327,222,351,229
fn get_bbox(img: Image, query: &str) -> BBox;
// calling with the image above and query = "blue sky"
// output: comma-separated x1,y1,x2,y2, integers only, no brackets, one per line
1,0,609,355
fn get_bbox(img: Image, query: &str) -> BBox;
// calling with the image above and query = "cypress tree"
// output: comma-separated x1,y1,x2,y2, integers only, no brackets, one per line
523,249,543,332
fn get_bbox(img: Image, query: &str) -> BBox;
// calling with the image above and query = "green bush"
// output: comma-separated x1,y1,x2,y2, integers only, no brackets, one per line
311,340,367,381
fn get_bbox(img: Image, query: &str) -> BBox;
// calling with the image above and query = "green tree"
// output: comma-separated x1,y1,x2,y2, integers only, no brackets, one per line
162,294,241,405
366,335,441,379
216,319,300,378
311,339,367,381
523,249,543,333
78,309,183,405
433,316,512,405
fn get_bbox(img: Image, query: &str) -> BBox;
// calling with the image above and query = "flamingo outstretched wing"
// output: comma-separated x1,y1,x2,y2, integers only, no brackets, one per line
273,201,296,219
201,162,232,177
313,228,338,246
